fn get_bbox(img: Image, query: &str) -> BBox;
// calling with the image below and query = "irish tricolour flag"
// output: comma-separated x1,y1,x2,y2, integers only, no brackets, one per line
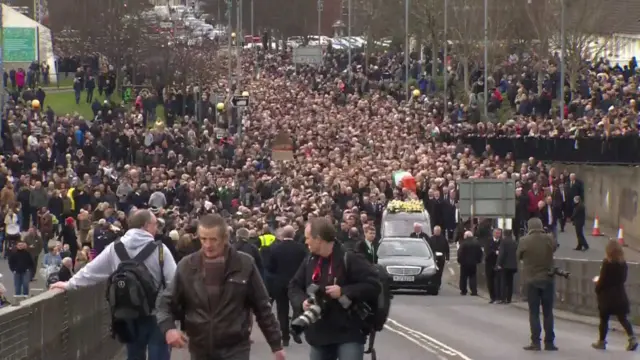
392,171,417,192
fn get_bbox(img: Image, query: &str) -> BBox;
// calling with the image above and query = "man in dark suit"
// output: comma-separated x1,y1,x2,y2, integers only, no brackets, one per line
496,229,518,303
410,223,429,242
566,173,584,216
539,196,557,240
457,231,483,296
265,225,308,346
355,225,379,264
552,183,569,232
233,228,264,277
484,228,502,303
443,191,458,242
571,195,589,251
427,226,450,289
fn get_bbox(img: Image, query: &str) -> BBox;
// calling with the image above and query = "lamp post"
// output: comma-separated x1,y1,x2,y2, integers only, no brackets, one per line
226,0,232,93
317,0,323,38
347,0,352,80
404,0,409,99
483,0,488,117
443,0,448,107
560,0,565,121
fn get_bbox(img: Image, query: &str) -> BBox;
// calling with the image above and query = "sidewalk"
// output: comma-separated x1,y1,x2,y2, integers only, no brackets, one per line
443,269,638,333
555,219,640,263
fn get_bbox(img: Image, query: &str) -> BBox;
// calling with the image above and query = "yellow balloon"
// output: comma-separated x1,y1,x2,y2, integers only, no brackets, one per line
241,91,249,97
31,99,40,109
412,89,421,97
216,103,225,111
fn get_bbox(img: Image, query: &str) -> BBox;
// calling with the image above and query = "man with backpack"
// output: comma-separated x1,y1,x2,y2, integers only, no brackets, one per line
50,209,177,360
289,217,388,360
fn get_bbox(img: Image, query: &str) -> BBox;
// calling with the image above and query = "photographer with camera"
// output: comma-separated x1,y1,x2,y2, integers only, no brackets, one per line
288,218,381,360
516,217,559,352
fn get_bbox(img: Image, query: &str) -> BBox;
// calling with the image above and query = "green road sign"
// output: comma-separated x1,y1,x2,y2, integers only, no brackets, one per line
3,27,36,62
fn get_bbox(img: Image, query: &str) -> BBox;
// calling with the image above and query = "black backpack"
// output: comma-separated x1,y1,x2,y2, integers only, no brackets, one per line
343,253,392,331
343,252,392,360
106,240,165,343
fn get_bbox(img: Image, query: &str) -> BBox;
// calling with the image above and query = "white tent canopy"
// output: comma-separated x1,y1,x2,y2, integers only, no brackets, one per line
2,4,57,84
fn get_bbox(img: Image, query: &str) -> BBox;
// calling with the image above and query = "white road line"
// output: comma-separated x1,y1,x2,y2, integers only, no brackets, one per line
448,267,455,275
386,318,474,360
383,325,448,360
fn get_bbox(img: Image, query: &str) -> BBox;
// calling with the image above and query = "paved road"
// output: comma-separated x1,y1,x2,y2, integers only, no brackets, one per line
167,284,636,359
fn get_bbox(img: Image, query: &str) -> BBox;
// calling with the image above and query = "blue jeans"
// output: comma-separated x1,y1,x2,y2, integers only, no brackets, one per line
310,342,364,360
526,280,555,345
13,271,30,296
125,317,171,360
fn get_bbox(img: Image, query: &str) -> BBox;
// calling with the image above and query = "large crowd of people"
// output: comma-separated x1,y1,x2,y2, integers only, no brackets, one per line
0,44,637,290
0,39,637,358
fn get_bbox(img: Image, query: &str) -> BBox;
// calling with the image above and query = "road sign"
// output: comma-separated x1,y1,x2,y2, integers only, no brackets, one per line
457,179,516,218
293,46,323,66
3,27,36,63
231,95,249,107
272,131,294,161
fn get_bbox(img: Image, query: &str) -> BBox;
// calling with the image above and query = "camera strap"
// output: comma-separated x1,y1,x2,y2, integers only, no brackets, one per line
365,331,378,360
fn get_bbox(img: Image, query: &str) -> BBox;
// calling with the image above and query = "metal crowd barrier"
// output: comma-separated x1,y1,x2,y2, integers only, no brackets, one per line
0,282,123,360
475,258,640,323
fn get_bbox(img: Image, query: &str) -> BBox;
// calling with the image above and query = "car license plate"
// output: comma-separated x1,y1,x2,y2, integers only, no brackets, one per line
393,276,415,282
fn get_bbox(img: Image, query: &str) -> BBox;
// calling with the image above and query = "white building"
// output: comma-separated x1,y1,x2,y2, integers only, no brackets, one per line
2,4,57,84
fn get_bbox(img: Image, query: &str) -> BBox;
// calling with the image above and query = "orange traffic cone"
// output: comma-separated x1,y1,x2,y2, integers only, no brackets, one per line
591,216,602,236
617,226,627,247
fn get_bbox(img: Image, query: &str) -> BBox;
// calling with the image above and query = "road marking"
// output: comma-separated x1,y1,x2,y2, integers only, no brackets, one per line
386,318,474,360
448,267,455,275
383,325,448,360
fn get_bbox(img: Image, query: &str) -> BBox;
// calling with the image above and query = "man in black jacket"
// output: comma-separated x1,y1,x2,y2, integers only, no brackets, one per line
233,227,264,277
289,218,381,359
427,226,450,289
484,228,502,303
267,225,307,346
571,195,589,251
457,231,483,296
496,229,518,303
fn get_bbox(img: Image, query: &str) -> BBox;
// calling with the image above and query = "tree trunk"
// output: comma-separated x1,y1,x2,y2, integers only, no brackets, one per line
537,36,548,94
463,57,470,96
431,36,438,78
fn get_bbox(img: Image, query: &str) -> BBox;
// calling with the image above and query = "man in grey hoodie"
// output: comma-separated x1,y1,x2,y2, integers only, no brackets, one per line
50,209,177,360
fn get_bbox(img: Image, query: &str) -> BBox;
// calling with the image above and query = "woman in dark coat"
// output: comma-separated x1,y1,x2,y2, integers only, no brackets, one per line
60,217,79,264
592,240,638,351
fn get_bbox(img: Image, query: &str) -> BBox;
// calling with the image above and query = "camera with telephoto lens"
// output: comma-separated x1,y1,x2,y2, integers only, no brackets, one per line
290,284,326,336
548,267,570,279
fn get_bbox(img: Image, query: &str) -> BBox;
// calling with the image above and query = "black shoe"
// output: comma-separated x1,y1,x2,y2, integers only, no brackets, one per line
283,339,290,347
573,247,583,251
489,300,495,304
523,343,541,351
292,333,303,344
460,292,467,296
470,293,479,296
505,300,512,304
544,343,559,351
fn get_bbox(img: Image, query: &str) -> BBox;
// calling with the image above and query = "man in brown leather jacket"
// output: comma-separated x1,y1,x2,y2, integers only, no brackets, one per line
156,214,286,360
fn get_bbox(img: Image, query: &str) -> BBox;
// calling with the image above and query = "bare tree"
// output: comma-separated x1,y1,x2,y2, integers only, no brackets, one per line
554,0,623,91
411,0,443,78
448,0,483,95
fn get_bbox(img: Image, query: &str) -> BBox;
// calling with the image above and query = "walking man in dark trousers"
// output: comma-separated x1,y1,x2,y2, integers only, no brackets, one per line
457,231,483,296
